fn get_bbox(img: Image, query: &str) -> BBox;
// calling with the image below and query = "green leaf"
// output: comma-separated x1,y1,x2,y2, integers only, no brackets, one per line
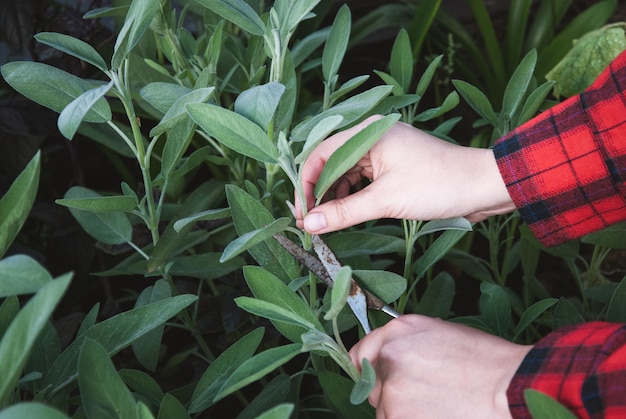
35,32,107,72
390,29,413,93
189,328,264,413
132,280,172,371
452,79,498,127
414,272,455,319
220,218,291,262
324,232,405,258
111,0,160,69
1,62,111,122
56,190,137,212
140,83,192,114
517,81,555,125
213,343,302,402
120,369,165,408
329,75,370,104
323,266,352,321
353,270,406,304
502,49,537,118
291,85,393,141
552,297,584,330
0,151,39,259
315,114,400,199
415,229,468,280
350,358,376,405
479,282,511,338
295,115,344,164
582,221,626,249
243,266,323,342
416,218,473,240
62,186,132,245
194,0,265,36
173,208,230,232
413,91,459,122
415,54,443,97
0,274,71,406
317,372,374,418
0,403,69,419
235,297,318,330
236,375,291,419
44,294,197,393
226,186,298,281
157,394,189,419
149,87,214,137
607,277,626,322
513,298,558,341
148,181,226,272
78,339,137,419
0,255,52,297
234,82,286,131
524,389,577,419
188,103,279,163
255,404,294,419
322,5,351,83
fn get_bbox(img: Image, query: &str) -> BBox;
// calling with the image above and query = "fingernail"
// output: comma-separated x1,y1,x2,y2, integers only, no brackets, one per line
304,212,327,232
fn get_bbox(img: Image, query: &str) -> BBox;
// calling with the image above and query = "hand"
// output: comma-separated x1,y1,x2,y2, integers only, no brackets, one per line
349,315,532,419
296,116,516,234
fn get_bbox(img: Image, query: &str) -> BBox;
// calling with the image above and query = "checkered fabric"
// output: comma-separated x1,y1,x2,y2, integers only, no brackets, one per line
493,50,626,247
507,322,626,418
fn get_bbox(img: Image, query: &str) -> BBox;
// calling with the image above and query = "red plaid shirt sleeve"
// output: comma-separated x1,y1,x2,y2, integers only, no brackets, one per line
493,50,626,247
507,322,626,418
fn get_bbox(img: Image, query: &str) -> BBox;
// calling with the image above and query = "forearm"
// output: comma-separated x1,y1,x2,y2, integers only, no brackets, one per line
493,50,626,247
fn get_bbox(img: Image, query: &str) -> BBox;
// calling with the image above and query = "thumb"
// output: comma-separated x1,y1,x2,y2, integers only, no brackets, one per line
302,187,382,234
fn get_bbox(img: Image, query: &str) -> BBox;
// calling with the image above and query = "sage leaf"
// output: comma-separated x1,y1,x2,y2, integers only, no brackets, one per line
194,0,265,36
414,272,455,319
452,79,498,127
502,49,537,118
213,343,302,402
34,32,108,72
416,55,443,97
235,82,285,131
350,358,376,405
0,151,39,259
323,266,352,321
0,274,71,406
56,187,137,212
44,294,197,393
606,277,626,323
479,282,512,338
1,62,110,122
0,255,52,297
415,229,468,280
513,298,558,341
188,103,279,163
189,328,264,413
322,5,351,83
353,270,406,304
158,394,189,419
0,403,69,419
62,186,132,245
524,389,577,419
243,265,323,342
226,185,298,281
78,339,137,419
517,81,555,125
416,218,472,239
291,85,393,141
295,115,344,164
581,220,626,249
149,87,214,137
58,81,113,140
235,297,318,330
173,208,231,232
140,83,192,114
314,113,400,199
111,0,160,69
220,217,291,262
329,75,370,104
390,28,413,93
256,404,294,419
552,297,585,330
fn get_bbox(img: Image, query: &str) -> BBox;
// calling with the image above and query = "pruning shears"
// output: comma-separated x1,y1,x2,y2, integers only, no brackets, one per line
274,233,401,334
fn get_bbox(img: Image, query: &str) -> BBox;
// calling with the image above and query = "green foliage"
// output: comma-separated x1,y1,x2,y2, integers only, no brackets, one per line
0,0,624,417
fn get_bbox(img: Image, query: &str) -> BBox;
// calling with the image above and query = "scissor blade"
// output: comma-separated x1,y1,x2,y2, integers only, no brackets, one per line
312,235,373,334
